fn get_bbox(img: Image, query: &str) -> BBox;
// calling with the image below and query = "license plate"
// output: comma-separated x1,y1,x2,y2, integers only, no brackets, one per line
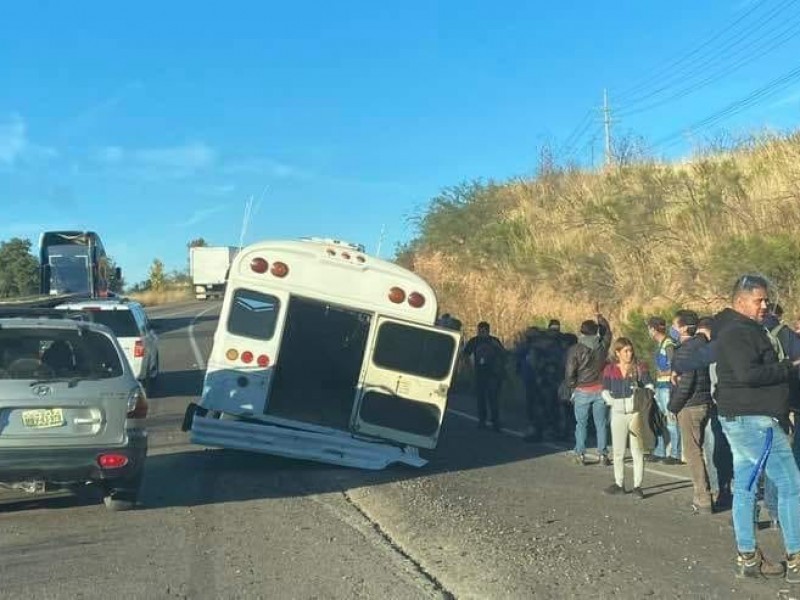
21,408,65,429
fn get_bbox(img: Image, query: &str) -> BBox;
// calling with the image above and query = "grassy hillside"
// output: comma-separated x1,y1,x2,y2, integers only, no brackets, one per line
401,132,800,350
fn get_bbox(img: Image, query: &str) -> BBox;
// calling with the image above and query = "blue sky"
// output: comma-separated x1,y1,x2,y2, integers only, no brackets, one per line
2,0,800,285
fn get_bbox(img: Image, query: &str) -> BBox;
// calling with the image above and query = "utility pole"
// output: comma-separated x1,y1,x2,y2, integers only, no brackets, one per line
603,88,613,166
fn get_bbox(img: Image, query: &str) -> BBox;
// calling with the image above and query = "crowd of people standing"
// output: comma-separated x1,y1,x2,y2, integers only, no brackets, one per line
457,273,800,583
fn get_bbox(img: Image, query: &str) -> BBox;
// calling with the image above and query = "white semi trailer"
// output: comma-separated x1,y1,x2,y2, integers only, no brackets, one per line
189,246,238,300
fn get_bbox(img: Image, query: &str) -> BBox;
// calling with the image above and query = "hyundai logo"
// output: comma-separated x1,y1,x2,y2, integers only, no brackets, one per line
32,385,52,397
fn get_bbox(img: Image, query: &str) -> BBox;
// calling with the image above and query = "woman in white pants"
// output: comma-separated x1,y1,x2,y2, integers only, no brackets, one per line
602,337,653,499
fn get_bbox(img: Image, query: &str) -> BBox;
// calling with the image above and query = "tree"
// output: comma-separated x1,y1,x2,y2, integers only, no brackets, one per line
188,238,208,248
106,256,125,293
167,268,191,286
148,259,166,292
0,237,39,298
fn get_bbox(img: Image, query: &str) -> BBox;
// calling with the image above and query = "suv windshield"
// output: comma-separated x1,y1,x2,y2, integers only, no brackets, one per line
82,310,140,337
0,328,123,380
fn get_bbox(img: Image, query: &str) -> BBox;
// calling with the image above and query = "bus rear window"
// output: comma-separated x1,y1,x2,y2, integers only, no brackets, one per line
372,322,455,380
227,289,280,340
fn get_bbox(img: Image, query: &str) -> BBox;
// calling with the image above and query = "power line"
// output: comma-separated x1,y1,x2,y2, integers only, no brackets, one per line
653,62,800,150
618,2,800,115
618,17,800,117
561,110,594,155
614,0,775,103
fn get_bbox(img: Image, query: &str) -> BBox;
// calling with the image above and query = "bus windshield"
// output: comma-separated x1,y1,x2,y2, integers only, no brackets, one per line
48,245,91,295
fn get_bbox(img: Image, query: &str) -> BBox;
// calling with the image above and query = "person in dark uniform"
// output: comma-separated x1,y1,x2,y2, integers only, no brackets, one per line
462,321,506,431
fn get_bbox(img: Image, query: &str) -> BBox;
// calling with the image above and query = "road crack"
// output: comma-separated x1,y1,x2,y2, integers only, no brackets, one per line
341,489,456,600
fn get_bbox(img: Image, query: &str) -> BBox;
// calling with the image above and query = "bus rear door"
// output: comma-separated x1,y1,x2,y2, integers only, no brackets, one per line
353,317,460,449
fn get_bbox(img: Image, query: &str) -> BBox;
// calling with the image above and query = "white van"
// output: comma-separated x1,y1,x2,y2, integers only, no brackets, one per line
182,238,461,469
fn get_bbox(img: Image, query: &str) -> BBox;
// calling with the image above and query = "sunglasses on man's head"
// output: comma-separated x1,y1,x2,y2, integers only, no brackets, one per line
736,274,769,291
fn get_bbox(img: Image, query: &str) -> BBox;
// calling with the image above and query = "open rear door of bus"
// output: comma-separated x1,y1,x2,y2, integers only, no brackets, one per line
353,317,460,449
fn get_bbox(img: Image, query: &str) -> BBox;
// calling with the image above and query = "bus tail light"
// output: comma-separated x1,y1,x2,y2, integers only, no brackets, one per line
257,354,270,367
408,292,426,308
241,351,254,364
250,257,269,274
134,339,145,358
388,287,405,303
271,262,289,278
226,348,239,361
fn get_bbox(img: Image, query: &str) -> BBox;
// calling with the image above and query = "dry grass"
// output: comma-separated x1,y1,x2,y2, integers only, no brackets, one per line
127,287,192,307
410,133,800,342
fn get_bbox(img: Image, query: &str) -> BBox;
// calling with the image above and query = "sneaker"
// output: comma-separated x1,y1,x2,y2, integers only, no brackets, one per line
574,454,586,466
632,487,645,500
713,490,733,510
692,503,714,515
604,483,625,495
599,455,611,467
786,552,800,583
645,455,663,463
735,549,784,579
662,457,681,466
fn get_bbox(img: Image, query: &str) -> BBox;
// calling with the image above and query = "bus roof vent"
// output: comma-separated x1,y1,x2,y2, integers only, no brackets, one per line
300,237,366,253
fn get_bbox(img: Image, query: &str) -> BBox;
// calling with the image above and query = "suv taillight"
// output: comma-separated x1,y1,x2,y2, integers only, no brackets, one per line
134,339,144,358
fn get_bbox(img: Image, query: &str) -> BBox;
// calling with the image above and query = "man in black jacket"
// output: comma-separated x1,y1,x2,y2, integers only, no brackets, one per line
564,314,612,465
462,321,506,431
669,310,713,514
716,274,800,581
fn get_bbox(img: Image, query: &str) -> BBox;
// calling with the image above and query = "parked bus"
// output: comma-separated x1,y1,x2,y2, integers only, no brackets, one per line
182,237,461,469
38,231,119,298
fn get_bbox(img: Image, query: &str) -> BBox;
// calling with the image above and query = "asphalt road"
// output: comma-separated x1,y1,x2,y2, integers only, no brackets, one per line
0,300,797,599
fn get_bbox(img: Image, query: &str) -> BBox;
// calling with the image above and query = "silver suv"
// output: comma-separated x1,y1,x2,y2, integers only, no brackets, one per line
55,299,160,393
0,313,147,510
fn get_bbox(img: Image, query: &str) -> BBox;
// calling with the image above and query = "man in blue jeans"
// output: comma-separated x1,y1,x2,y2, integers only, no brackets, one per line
715,274,800,581
564,313,612,466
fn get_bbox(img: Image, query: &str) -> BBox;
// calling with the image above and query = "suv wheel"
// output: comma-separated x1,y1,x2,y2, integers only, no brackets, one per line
103,494,137,511
102,475,142,511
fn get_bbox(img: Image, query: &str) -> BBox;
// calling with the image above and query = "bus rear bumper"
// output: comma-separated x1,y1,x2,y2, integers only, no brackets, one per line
182,403,427,470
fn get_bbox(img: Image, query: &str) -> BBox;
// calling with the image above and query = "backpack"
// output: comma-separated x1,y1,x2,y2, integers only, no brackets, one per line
655,338,676,372
766,323,787,361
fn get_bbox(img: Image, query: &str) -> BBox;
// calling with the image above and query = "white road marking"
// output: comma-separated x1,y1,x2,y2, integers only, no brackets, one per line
149,303,214,319
188,304,219,370
447,408,690,482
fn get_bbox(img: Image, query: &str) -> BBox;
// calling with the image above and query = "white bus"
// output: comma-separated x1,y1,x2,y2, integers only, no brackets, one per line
182,238,461,469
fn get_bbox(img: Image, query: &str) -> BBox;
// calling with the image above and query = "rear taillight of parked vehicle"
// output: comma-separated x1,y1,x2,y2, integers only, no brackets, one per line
134,339,145,358
97,454,129,469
